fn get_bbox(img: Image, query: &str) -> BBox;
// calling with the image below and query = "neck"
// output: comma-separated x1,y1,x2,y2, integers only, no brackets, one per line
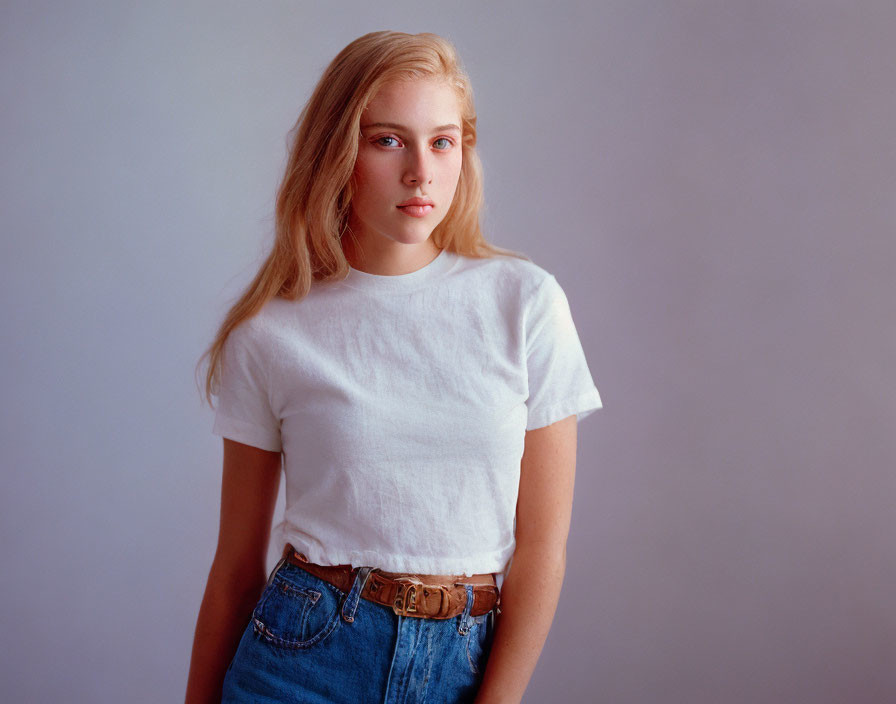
342,234,441,276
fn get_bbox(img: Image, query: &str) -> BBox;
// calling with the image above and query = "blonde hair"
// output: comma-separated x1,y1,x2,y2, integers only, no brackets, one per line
198,30,529,406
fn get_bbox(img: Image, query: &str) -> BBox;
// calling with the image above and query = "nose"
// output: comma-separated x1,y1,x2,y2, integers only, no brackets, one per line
402,144,433,186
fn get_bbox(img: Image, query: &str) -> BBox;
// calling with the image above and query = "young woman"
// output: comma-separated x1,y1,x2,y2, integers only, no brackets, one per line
185,30,602,704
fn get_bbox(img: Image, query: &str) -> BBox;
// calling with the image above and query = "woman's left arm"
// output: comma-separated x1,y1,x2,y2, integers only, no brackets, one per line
474,414,578,704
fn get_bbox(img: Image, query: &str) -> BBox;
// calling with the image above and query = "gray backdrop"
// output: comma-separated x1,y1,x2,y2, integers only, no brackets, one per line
2,1,894,702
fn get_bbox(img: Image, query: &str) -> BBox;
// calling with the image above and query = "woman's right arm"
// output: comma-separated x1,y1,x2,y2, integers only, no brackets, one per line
184,438,282,704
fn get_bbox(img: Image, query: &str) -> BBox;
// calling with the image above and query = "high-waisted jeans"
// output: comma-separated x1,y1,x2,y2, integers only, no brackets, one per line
221,555,498,703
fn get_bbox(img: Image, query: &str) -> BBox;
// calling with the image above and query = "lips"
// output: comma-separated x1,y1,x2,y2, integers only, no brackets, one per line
397,204,433,217
397,197,434,207
397,196,434,217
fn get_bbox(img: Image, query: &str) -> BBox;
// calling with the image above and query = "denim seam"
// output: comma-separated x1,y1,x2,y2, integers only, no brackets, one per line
466,624,481,675
251,612,341,650
251,563,344,650
271,576,321,603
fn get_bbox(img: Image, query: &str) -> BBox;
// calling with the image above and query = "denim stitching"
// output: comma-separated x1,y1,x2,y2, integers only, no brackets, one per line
251,565,344,649
456,584,474,635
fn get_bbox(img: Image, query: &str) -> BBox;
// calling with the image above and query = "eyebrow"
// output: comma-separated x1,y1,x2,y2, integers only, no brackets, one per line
360,121,462,134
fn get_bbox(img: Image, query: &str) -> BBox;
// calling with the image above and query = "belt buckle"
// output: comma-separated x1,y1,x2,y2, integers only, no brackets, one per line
392,577,452,618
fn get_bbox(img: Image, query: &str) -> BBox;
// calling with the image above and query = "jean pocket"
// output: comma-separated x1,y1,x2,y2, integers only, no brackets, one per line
251,565,343,650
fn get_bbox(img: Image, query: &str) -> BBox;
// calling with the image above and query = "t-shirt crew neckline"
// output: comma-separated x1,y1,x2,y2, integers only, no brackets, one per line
341,247,456,294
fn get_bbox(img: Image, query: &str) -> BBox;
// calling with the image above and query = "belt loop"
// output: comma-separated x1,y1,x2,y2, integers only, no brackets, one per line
457,584,475,635
341,566,373,623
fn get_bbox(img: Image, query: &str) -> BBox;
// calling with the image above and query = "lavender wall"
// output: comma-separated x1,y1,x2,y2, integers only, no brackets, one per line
2,1,893,702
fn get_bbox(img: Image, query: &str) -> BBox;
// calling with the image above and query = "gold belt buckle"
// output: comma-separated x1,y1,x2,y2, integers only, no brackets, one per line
392,577,452,618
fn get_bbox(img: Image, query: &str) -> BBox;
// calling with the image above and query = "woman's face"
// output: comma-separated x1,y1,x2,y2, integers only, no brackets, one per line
348,77,463,249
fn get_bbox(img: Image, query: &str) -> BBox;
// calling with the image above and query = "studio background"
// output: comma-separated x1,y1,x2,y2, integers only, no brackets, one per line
2,1,894,702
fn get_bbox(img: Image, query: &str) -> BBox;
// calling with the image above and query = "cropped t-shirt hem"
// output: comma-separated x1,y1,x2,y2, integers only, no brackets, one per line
278,537,516,578
212,412,282,453
526,386,603,430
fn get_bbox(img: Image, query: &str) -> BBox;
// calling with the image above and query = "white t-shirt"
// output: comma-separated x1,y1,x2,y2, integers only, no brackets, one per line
212,248,602,586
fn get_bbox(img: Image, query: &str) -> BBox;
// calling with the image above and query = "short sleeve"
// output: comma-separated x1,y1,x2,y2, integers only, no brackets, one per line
212,323,282,452
524,275,603,430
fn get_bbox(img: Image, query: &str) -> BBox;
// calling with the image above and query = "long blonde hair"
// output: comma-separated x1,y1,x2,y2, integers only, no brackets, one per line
198,30,528,406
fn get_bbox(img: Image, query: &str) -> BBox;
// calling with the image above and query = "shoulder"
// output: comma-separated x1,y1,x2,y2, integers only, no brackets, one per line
225,296,297,356
453,253,582,338
450,250,556,302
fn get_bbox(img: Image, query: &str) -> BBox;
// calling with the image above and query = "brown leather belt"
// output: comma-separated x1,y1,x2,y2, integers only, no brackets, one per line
282,545,500,620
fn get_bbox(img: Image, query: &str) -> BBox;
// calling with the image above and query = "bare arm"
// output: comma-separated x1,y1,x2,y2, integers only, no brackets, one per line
184,438,282,704
474,415,578,704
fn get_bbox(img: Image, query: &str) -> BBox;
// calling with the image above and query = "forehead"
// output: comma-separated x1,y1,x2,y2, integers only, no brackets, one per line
361,78,461,127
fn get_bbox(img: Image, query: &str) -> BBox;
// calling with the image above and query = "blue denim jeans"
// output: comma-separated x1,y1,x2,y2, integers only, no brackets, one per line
221,556,498,703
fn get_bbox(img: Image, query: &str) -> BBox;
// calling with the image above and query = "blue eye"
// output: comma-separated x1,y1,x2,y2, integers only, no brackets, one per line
433,137,452,150
376,136,400,147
